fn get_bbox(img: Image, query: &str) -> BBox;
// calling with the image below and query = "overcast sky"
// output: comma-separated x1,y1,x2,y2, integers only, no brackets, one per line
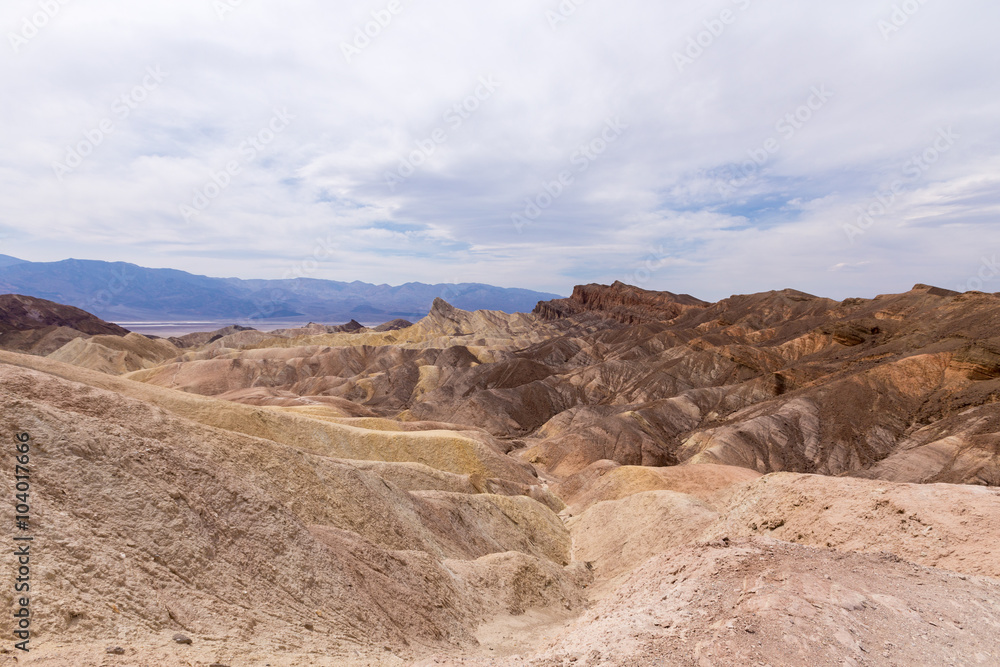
1,0,998,300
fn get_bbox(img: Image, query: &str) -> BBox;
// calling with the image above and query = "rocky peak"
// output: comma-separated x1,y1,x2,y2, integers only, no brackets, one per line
534,282,708,324
0,293,129,336
431,297,456,314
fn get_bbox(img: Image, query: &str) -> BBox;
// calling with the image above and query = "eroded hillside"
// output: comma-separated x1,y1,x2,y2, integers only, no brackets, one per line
113,282,1000,485
3,283,1000,665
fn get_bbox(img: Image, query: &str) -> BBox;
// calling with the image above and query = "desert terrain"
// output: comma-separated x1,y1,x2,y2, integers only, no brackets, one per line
2,283,999,666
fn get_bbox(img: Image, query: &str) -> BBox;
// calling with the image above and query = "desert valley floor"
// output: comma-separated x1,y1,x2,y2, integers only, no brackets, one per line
2,282,1000,666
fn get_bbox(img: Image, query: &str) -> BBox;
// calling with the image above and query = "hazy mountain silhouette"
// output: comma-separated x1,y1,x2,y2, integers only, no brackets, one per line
0,253,27,268
0,257,562,322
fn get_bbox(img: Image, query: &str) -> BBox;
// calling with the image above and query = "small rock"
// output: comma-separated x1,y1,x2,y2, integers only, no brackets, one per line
303,622,314,631
106,646,126,655
210,663,231,667
172,633,193,645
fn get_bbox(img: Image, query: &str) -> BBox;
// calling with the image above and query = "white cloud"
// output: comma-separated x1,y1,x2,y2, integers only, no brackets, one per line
1,0,998,300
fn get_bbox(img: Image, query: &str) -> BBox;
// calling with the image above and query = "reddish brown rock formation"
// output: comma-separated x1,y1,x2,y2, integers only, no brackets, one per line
0,293,129,354
4,279,1000,665
534,280,708,324
115,283,1000,485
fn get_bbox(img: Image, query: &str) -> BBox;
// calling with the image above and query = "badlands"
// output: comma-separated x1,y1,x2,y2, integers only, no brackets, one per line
1,283,1000,666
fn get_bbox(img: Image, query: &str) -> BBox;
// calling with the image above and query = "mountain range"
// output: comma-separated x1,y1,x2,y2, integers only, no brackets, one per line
0,255,562,323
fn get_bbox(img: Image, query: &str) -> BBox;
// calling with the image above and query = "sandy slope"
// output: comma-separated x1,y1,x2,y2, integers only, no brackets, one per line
0,354,585,665
6,280,1000,666
416,539,1000,666
46,333,180,375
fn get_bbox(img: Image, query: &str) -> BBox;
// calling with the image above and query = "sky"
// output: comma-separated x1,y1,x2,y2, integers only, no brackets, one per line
1,0,998,301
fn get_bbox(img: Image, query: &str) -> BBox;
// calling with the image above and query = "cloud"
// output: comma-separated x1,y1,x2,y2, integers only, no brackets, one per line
1,0,998,299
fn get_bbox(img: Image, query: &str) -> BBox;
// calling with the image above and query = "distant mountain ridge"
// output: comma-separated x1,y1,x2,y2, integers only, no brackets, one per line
0,254,27,268
0,257,563,323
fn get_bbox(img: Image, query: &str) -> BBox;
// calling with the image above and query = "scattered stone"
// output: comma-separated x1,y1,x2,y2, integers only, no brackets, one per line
172,633,193,645
105,646,125,655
